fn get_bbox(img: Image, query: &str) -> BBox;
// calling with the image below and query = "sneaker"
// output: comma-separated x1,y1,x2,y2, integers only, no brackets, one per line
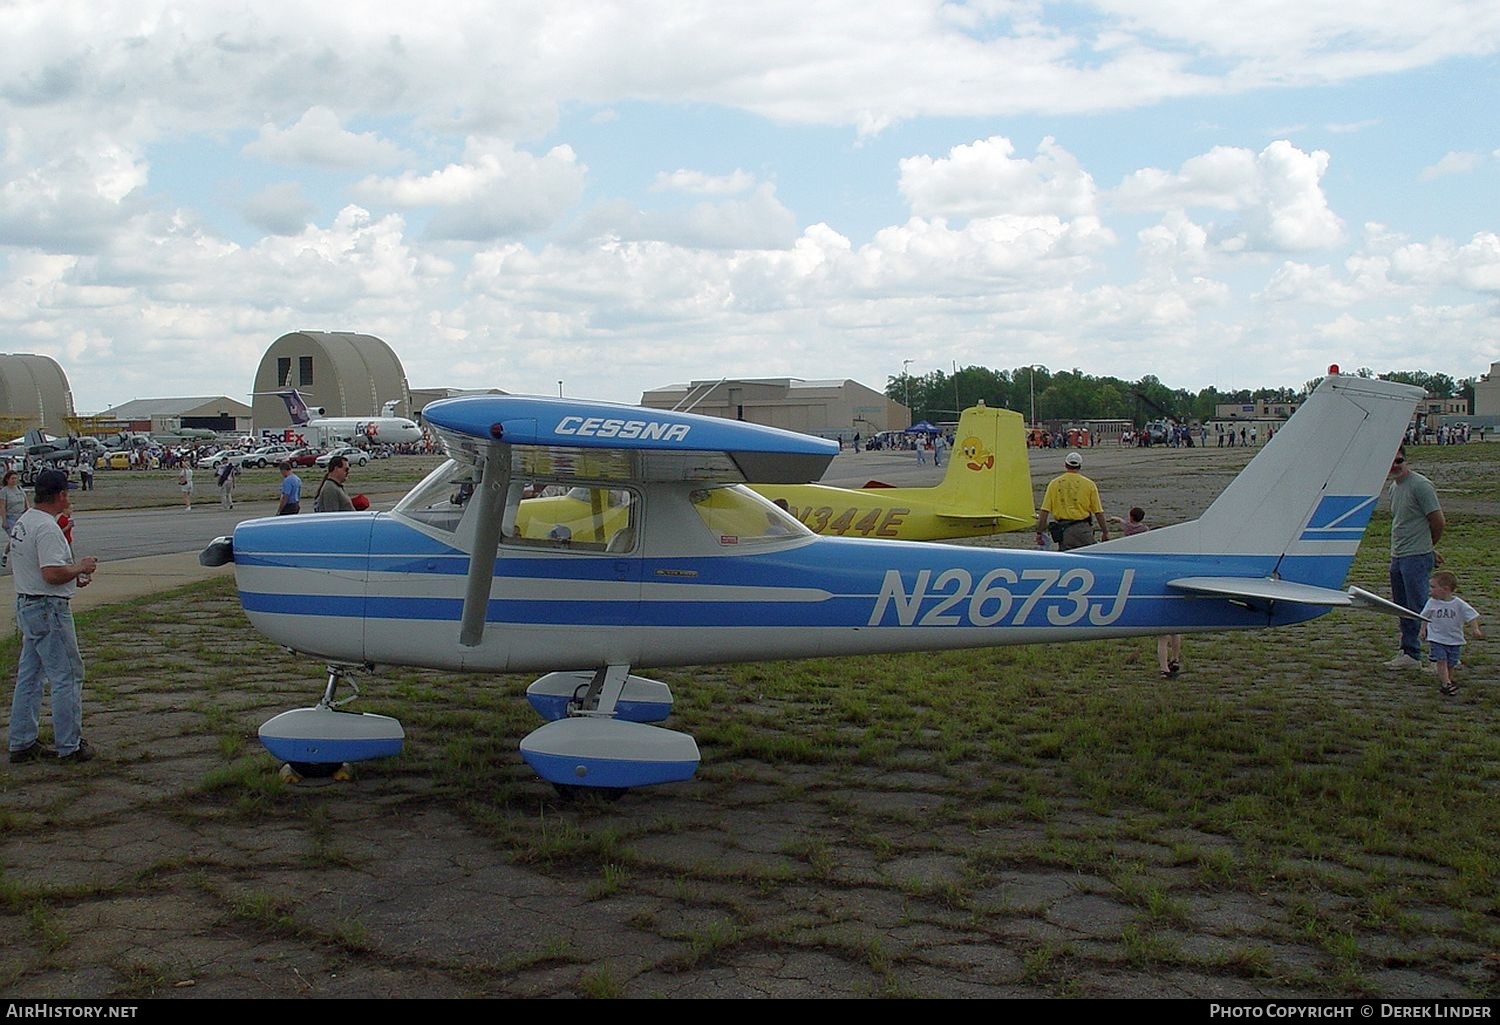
1383,652,1420,670
57,739,95,764
8,741,54,763
1440,683,1459,697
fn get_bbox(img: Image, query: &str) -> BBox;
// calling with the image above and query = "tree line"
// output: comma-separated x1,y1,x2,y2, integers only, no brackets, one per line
885,365,1477,426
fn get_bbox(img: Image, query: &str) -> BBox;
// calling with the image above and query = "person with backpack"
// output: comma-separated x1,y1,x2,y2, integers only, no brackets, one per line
217,460,239,509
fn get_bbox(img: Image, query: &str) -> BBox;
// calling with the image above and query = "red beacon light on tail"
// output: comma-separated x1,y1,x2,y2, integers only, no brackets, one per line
1329,364,1340,375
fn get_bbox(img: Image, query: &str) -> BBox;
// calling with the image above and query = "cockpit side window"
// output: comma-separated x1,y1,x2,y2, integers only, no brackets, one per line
502,481,638,553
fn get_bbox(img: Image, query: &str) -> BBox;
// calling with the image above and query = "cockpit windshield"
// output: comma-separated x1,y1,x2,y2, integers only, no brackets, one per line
392,458,477,535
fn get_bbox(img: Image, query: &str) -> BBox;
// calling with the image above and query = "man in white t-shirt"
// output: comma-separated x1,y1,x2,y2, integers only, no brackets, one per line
7,469,98,763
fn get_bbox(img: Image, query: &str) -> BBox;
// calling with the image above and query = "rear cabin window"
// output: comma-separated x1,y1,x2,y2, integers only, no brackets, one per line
505,483,638,553
689,486,810,547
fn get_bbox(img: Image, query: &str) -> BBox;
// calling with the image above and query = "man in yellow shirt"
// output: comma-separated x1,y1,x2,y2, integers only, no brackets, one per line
1035,452,1110,550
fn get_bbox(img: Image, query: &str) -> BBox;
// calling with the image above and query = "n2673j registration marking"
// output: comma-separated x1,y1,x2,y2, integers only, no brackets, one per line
867,567,1135,628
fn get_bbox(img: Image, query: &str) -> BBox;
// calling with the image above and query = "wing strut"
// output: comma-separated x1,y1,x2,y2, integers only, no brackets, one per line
459,445,511,647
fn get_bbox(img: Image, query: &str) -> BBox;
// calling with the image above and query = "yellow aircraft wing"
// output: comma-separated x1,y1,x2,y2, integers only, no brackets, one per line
751,402,1035,540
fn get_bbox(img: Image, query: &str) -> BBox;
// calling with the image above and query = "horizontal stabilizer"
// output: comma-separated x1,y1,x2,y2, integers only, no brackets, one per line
1348,585,1428,620
1170,576,1356,606
1169,577,1426,619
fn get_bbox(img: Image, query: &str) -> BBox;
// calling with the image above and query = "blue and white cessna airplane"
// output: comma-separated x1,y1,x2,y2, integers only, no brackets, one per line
204,371,1422,794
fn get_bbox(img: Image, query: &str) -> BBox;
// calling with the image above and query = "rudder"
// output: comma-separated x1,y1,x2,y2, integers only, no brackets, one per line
932,403,1034,525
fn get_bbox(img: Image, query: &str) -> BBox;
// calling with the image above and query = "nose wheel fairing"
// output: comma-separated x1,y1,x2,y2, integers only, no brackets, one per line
258,664,405,767
259,705,406,764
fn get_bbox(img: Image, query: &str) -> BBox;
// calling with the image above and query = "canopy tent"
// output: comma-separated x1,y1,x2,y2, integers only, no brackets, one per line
905,420,941,434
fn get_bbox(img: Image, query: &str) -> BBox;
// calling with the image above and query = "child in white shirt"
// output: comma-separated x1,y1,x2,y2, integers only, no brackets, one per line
1419,570,1484,696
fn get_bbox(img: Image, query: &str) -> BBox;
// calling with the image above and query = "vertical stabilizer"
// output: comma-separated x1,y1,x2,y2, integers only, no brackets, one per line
1102,374,1423,587
930,403,1034,524
277,390,312,426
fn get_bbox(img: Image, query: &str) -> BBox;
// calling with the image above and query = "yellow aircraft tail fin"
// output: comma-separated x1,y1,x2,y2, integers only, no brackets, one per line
929,403,1035,529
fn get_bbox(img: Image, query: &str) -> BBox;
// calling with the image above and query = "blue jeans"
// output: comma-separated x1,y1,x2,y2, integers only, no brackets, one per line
9,596,85,755
1389,552,1435,659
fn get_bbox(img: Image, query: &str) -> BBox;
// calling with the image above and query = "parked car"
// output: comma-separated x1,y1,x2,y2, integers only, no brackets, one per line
286,447,322,467
96,451,130,470
242,444,298,468
315,445,369,468
198,449,239,469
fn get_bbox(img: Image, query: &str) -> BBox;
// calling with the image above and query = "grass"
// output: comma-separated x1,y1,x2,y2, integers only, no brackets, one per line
68,453,446,512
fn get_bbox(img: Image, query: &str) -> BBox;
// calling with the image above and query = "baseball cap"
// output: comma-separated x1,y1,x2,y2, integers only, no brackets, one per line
34,469,70,494
1064,452,1082,468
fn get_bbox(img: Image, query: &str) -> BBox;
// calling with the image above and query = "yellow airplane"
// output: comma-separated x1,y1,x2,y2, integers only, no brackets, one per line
751,401,1034,540
503,401,1034,545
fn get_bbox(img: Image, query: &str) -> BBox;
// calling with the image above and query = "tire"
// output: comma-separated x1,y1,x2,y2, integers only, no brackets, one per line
287,761,340,779
553,783,627,803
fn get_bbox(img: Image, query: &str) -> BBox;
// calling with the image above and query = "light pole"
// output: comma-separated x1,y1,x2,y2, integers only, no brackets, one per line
902,359,913,425
1028,365,1042,427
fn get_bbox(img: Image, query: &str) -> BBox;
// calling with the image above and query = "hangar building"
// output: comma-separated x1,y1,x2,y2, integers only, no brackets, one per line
92,396,252,436
639,378,905,440
0,353,76,436
251,331,412,432
1473,362,1500,418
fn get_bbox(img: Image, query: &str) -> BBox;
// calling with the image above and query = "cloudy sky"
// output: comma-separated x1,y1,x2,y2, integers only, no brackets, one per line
3,1,1498,414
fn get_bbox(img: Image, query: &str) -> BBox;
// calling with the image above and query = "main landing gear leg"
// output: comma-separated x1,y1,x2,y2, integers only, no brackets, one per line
282,663,370,782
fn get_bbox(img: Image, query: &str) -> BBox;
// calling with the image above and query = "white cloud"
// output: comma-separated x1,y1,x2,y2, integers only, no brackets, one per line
0,138,148,251
1325,118,1380,134
1386,231,1500,293
1113,141,1342,253
1137,212,1211,273
0,4,1496,408
1418,150,1485,180
1114,146,1260,212
651,169,756,196
355,140,587,241
570,183,799,250
240,182,317,236
1240,142,1342,252
898,136,1099,221
243,106,412,169
2,3,1493,149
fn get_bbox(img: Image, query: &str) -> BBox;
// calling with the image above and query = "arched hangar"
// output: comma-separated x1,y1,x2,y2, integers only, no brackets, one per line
251,331,412,431
0,353,76,435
